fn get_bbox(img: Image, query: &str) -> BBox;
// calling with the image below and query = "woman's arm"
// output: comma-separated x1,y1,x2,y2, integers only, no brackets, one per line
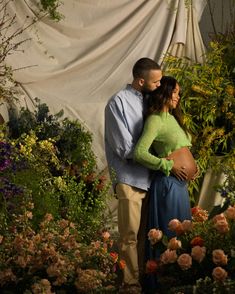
134,115,174,175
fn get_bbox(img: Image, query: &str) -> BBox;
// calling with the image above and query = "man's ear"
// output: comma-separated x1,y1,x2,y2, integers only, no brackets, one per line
138,78,145,87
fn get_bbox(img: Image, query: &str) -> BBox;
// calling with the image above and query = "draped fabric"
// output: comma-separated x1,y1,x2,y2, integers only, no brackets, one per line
2,0,206,170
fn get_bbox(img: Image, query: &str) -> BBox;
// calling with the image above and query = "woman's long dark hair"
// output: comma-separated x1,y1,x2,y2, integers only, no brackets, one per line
147,76,189,135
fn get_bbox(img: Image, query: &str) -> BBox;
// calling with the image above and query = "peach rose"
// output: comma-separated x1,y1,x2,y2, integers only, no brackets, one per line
212,213,226,223
213,219,229,234
212,266,228,282
212,249,228,265
160,249,177,264
148,228,163,245
225,206,235,220
168,219,181,232
181,220,193,232
177,254,192,270
146,259,158,273
102,231,110,241
191,246,206,263
167,237,182,250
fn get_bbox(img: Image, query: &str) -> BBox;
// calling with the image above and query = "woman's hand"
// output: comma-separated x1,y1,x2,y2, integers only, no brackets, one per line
170,161,188,181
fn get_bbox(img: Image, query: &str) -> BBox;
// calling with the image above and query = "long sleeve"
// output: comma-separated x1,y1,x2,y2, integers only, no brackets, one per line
134,115,174,175
105,97,135,159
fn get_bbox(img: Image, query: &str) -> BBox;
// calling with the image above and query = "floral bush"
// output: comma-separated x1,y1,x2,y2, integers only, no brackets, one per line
0,210,125,293
146,206,235,293
0,100,113,242
0,103,123,292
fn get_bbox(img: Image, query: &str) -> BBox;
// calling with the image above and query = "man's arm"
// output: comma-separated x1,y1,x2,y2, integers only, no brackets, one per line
105,97,135,159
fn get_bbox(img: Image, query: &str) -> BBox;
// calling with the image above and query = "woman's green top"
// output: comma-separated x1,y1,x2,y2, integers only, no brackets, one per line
134,112,191,176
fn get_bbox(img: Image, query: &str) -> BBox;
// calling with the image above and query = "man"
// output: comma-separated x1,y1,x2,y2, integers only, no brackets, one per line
104,58,162,293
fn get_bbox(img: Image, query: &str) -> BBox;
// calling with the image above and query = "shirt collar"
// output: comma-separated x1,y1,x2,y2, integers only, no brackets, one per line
126,84,143,99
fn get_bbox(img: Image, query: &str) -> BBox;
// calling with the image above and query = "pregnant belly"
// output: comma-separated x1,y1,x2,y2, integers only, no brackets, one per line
167,147,197,181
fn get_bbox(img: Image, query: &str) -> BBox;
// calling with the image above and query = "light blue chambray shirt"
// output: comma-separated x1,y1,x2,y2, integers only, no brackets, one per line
104,84,151,191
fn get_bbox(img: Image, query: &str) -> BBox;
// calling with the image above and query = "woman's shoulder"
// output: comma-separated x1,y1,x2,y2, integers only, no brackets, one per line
145,113,165,124
144,113,164,131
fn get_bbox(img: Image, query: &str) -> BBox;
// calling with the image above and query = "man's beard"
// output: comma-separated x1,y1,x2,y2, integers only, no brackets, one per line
141,85,152,94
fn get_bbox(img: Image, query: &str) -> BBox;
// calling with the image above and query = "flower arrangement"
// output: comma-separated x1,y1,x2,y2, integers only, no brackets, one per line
146,206,235,293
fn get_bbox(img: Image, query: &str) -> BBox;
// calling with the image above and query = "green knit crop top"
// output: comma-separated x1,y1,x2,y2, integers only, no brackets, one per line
134,112,192,176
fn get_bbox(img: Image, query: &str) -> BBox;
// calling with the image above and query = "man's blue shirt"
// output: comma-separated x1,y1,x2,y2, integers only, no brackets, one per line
104,84,151,191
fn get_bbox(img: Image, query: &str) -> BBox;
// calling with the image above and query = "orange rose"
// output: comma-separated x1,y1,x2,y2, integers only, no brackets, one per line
191,206,208,222
119,259,126,270
190,236,204,247
110,252,118,263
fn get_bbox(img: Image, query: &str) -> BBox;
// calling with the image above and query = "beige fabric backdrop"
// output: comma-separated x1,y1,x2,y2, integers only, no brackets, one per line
3,0,206,170
3,0,225,217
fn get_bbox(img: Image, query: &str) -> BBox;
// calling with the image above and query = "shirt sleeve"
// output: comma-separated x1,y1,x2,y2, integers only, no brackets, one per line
134,115,174,175
105,97,135,159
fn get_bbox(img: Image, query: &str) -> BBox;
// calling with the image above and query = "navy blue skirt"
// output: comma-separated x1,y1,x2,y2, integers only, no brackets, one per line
143,172,192,292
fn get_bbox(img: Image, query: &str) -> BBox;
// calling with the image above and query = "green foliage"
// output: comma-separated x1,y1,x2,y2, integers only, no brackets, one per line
163,39,235,203
8,98,96,174
1,101,113,241
39,0,64,21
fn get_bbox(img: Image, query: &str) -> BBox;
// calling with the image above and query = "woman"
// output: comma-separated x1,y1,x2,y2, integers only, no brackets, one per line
134,76,197,236
134,76,197,291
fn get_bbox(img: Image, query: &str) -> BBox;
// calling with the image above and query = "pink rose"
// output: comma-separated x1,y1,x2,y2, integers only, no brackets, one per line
191,246,206,263
225,206,235,220
148,228,163,245
168,219,181,232
212,213,226,223
167,237,182,250
213,219,229,234
212,249,228,265
168,219,184,235
177,254,192,270
181,220,193,232
212,266,228,282
160,249,177,264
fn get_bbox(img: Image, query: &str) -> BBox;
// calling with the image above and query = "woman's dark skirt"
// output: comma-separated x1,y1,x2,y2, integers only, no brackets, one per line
143,171,192,293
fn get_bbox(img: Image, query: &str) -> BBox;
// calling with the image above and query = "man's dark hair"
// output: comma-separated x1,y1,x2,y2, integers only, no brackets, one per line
132,57,161,79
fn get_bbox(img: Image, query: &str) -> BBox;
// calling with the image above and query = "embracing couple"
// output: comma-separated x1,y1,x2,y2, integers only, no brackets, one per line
104,58,198,294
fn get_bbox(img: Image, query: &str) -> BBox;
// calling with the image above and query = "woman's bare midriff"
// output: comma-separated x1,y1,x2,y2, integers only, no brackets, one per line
167,147,197,181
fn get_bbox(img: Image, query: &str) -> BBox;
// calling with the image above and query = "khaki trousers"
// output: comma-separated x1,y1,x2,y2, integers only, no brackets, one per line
116,183,148,285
